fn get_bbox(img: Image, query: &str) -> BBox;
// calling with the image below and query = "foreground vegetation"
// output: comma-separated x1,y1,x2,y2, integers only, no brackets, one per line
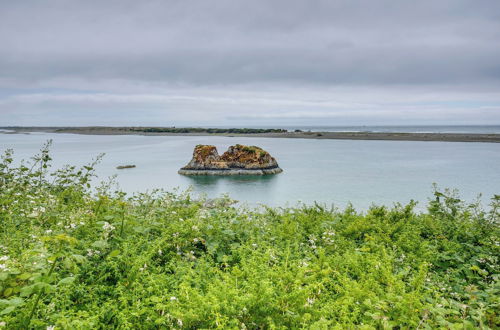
0,144,499,329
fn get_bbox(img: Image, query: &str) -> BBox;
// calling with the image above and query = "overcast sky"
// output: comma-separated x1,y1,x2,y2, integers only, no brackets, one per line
1,0,500,126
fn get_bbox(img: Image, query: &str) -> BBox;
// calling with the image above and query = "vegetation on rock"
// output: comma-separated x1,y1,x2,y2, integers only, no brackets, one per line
0,143,499,328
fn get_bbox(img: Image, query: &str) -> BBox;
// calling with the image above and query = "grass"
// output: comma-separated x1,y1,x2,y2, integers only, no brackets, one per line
0,142,499,329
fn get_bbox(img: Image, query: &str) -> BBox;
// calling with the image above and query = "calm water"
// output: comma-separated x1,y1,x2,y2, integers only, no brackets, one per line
1,132,499,210
291,125,500,133
212,125,500,134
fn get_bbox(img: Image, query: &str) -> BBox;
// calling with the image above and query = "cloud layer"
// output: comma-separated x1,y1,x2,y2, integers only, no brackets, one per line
1,0,499,125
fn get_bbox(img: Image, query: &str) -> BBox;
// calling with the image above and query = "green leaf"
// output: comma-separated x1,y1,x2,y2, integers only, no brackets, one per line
17,273,31,281
20,285,34,297
108,250,120,258
3,288,13,297
7,297,24,306
0,305,15,315
58,277,75,285
71,254,86,263
92,240,109,249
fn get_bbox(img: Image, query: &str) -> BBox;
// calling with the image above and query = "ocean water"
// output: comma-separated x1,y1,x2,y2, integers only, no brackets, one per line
1,132,499,210
212,125,500,134
290,125,500,133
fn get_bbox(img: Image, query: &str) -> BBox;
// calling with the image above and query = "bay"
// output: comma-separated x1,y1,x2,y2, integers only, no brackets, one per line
1,132,499,210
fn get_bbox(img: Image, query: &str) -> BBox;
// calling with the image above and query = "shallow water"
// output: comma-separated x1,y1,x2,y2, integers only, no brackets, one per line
1,132,499,210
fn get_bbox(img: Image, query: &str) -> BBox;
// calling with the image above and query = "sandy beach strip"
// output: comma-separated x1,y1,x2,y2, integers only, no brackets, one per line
2,126,500,143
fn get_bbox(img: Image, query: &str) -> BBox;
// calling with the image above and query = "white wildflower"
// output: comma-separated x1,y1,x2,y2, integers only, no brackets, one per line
46,326,55,330
158,249,163,256
322,230,336,245
0,256,8,261
27,210,39,218
0,264,8,271
170,296,177,301
177,319,183,327
103,222,115,231
191,225,198,231
45,229,53,234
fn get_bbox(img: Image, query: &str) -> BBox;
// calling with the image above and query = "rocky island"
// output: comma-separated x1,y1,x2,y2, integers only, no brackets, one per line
179,144,283,175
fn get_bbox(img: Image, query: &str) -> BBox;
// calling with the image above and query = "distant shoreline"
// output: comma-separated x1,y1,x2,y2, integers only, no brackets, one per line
2,126,500,143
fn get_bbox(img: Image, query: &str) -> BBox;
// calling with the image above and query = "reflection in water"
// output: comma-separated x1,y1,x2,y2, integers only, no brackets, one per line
183,174,280,205
185,174,278,186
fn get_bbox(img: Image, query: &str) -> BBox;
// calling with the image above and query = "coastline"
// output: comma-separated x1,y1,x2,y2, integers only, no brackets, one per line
2,126,500,143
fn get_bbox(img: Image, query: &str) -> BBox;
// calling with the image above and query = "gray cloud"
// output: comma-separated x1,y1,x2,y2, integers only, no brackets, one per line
0,0,499,125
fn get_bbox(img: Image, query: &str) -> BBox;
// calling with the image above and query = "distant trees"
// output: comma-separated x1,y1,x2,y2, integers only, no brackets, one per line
131,127,287,134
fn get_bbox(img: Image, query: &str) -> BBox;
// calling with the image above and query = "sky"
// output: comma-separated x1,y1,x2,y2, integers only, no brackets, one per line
1,0,500,127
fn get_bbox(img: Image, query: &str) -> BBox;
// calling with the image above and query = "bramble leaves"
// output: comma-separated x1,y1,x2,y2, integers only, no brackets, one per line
0,145,498,328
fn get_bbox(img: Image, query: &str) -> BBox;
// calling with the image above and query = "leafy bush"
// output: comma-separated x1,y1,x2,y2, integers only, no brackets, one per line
0,144,498,329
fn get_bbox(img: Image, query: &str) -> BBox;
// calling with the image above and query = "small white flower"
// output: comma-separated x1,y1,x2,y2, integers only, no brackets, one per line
46,326,55,330
158,249,163,255
103,222,115,231
45,229,53,234
0,321,6,327
28,211,39,218
170,296,177,301
191,225,198,231
0,256,8,261
0,264,8,271
177,319,183,327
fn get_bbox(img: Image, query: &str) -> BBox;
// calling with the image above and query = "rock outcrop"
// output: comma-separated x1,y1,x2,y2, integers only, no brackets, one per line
179,144,283,175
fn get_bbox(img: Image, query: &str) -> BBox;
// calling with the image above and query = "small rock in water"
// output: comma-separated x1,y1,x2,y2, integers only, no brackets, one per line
116,165,136,169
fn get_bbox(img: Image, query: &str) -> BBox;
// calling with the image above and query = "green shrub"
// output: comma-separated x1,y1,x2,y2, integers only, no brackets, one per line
0,144,498,328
